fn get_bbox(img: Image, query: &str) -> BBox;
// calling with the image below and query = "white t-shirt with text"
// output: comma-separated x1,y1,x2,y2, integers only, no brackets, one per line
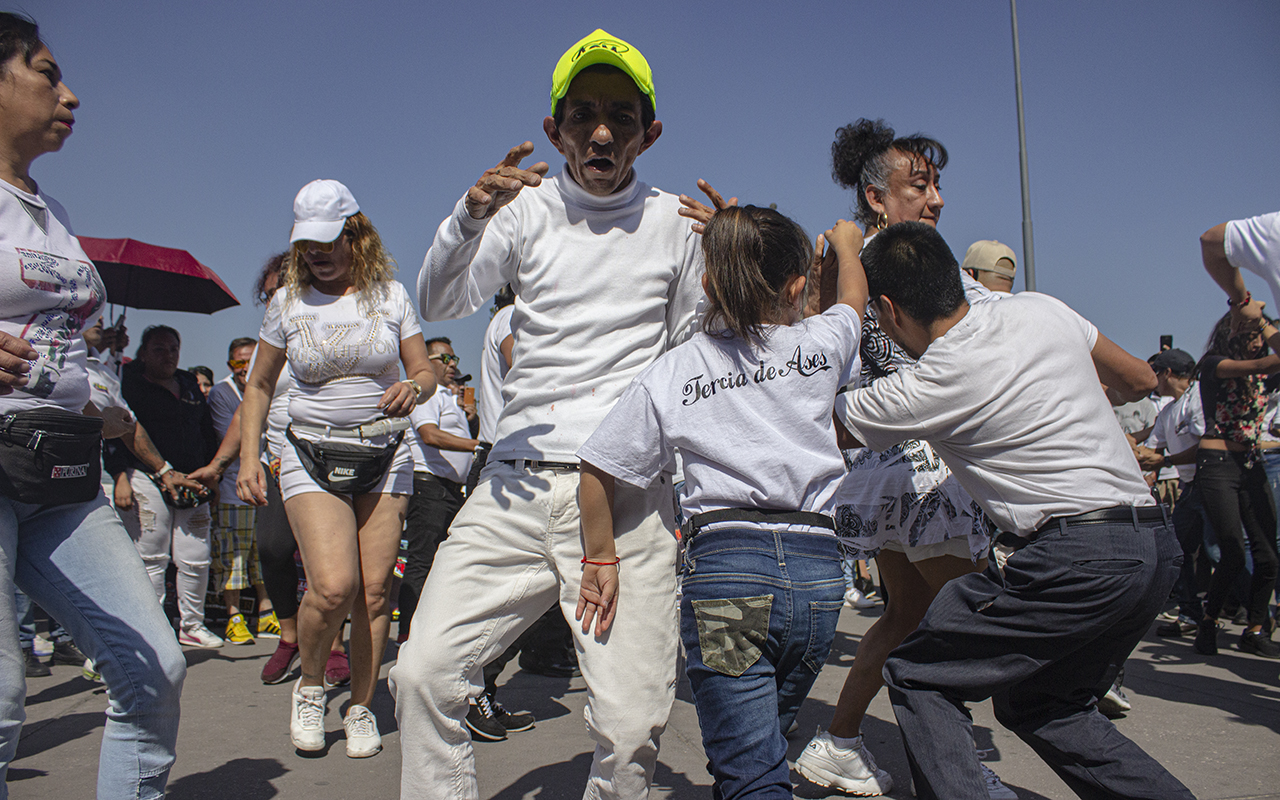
580,303,861,523
259,282,422,429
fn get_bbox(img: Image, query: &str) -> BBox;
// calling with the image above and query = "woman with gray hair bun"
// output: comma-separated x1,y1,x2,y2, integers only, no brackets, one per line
794,119,1015,799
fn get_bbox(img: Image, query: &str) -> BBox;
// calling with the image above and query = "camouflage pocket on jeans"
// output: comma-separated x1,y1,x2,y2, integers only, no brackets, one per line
692,594,772,677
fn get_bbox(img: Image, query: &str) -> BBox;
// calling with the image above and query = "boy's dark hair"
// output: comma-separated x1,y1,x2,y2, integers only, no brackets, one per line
861,222,965,326
0,13,41,77
425,336,453,352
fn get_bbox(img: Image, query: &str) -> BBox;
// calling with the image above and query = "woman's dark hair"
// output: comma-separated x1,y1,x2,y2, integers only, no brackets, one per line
861,221,965,325
189,365,213,383
254,252,287,306
701,205,812,345
135,324,181,360
0,12,40,76
1196,311,1274,378
832,118,948,228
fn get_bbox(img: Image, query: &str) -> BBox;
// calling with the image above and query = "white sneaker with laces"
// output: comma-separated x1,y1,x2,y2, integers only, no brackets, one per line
845,587,876,609
980,762,1018,799
343,704,382,758
795,728,893,796
290,680,326,751
178,624,224,649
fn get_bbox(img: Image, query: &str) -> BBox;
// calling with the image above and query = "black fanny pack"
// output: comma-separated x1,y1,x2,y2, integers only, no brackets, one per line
0,408,103,506
286,425,404,496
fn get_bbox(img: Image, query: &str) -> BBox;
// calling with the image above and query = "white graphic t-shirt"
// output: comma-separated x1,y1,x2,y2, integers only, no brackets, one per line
0,181,104,415
579,303,861,522
259,282,421,428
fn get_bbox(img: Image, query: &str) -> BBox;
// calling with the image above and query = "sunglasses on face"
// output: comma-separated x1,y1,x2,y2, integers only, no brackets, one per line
429,353,460,366
228,358,250,370
296,238,337,253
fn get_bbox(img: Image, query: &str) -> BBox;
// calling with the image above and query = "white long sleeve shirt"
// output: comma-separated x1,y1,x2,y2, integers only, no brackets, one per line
419,168,705,462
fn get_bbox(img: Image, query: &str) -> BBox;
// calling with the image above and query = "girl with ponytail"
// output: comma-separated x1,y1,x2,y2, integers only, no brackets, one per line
575,205,868,798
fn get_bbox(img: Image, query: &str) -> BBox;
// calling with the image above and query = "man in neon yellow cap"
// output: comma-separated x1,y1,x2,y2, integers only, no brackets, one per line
393,29,720,800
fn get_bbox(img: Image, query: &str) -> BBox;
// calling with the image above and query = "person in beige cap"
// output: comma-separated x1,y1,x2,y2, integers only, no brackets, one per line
392,28,710,800
961,239,1018,294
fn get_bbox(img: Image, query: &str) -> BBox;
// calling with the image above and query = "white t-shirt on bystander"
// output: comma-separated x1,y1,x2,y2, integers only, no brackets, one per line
579,303,861,524
477,303,514,445
1225,211,1280,308
208,375,247,505
0,181,103,415
408,389,473,485
837,293,1153,535
1146,386,1205,484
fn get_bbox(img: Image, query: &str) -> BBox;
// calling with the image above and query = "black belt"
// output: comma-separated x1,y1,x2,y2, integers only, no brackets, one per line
416,471,463,494
683,508,835,541
498,458,580,472
998,505,1170,551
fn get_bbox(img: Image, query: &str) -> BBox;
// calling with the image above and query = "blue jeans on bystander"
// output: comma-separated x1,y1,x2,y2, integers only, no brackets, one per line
0,493,185,800
680,526,845,800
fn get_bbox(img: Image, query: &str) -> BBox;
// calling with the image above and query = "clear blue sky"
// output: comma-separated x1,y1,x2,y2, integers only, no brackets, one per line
22,0,1280,380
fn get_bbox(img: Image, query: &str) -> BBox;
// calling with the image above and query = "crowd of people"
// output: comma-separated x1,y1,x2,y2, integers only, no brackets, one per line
2,13,1279,800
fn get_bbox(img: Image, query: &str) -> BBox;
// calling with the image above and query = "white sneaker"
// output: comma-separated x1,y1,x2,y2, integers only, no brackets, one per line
795,728,893,796
178,624,224,649
845,587,876,609
290,680,326,751
343,704,382,758
980,762,1018,800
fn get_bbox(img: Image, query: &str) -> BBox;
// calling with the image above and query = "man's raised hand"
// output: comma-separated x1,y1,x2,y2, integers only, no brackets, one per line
678,179,738,234
465,142,550,220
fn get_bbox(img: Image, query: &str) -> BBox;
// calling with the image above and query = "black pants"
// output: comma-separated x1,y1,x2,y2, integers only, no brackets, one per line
884,517,1191,800
255,466,301,620
397,472,464,637
1197,449,1280,627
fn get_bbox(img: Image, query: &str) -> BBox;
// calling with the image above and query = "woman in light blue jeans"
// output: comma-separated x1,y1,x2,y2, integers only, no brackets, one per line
0,13,185,798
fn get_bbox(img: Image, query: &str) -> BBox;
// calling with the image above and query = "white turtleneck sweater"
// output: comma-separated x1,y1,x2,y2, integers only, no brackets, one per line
420,168,705,462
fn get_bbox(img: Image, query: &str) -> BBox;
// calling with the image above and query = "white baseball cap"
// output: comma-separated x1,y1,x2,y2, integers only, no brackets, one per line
290,179,359,244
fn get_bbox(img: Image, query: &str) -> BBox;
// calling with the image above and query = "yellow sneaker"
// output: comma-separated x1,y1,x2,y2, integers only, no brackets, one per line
257,610,282,639
225,613,255,645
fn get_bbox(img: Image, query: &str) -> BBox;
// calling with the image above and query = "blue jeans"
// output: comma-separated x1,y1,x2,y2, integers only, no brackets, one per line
680,527,845,800
1260,449,1280,599
14,586,69,648
0,494,186,800
884,518,1191,800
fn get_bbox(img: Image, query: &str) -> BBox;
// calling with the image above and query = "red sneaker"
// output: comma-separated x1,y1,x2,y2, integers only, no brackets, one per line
325,648,351,687
261,640,300,685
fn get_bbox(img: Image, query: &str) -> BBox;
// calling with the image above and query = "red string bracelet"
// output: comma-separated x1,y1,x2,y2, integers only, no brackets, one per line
1229,291,1252,308
581,557,621,566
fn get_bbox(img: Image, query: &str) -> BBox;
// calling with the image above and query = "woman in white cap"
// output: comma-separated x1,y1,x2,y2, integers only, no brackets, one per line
237,179,435,758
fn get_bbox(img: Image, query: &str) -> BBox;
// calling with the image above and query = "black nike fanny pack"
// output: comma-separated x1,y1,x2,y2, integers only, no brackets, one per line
286,425,403,496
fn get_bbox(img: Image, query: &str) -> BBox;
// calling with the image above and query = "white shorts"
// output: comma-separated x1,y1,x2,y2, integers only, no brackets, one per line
880,534,975,564
278,431,413,501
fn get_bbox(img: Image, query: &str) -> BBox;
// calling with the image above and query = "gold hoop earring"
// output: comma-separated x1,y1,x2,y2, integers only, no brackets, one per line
877,212,888,230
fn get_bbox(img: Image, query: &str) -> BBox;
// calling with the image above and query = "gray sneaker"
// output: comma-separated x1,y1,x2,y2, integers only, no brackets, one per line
795,728,893,796
980,763,1018,799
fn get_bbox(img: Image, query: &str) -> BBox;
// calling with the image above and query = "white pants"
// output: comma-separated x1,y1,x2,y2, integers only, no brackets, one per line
120,469,213,630
390,461,680,800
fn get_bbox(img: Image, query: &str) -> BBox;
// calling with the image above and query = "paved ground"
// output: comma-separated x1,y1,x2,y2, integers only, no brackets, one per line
8,601,1279,799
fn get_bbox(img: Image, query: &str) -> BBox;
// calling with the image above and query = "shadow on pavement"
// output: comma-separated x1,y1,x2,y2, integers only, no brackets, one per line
489,751,704,800
166,756,288,799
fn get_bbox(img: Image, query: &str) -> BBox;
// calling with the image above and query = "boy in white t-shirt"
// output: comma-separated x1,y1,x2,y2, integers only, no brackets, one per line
834,222,1193,800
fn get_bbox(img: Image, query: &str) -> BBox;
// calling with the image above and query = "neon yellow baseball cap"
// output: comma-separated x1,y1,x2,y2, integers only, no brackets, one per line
550,29,656,115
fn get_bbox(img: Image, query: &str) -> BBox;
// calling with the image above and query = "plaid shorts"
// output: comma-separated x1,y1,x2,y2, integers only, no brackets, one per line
211,503,262,591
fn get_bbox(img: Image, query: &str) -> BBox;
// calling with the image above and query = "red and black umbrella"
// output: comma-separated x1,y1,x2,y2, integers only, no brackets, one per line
77,236,239,314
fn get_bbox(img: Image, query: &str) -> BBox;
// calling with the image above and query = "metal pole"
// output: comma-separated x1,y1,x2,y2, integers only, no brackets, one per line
1010,0,1036,291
